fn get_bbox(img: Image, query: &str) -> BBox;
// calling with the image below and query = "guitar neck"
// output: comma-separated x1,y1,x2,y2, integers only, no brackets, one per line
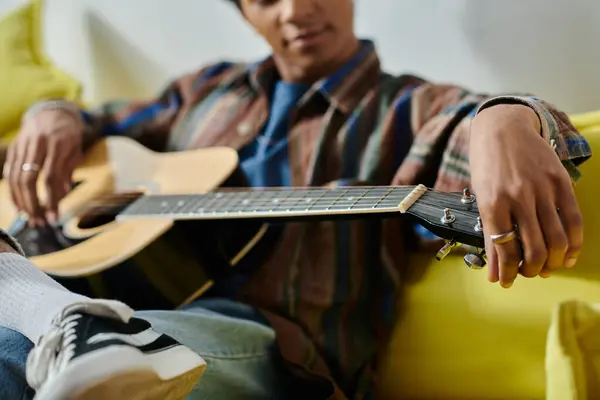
117,186,420,221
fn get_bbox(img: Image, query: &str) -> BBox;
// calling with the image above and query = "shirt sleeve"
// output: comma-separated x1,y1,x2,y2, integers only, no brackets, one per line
80,62,237,151
391,83,591,192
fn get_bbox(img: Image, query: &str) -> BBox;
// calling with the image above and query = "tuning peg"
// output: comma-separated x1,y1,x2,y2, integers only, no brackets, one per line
461,188,476,204
441,208,456,225
474,217,483,232
436,240,457,261
464,250,487,270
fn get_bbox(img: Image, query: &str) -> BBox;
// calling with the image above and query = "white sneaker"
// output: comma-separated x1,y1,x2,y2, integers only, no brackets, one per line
27,300,206,400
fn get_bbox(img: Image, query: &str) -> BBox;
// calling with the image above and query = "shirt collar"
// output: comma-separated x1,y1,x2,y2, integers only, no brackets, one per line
236,39,382,114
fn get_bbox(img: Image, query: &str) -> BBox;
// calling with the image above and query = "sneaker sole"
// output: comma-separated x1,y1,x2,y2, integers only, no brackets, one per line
34,345,206,400
72,364,205,400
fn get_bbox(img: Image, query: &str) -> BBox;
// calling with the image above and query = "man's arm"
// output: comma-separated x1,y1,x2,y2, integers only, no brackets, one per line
31,62,238,152
397,84,591,189
382,80,591,286
83,62,241,151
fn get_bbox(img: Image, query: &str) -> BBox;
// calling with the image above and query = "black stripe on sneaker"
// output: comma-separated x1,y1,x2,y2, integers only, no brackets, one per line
85,334,180,354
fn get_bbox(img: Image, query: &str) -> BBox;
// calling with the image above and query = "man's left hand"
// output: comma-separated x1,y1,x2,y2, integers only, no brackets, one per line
469,104,583,288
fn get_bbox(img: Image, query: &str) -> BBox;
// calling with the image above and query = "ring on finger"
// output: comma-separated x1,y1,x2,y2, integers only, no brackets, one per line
490,229,518,245
21,163,40,173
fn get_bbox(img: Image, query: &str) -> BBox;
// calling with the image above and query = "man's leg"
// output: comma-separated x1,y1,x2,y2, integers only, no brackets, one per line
0,252,205,400
0,299,313,400
0,247,317,399
138,298,309,399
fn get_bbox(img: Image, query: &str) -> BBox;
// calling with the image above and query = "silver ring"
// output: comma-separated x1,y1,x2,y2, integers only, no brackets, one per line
21,163,40,173
490,229,518,245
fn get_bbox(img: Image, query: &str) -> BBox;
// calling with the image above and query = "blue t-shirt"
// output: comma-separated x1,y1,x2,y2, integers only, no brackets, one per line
238,80,310,188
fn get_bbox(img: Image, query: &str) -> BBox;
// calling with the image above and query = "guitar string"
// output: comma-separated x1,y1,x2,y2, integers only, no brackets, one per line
54,187,417,217
72,191,471,219
48,187,482,234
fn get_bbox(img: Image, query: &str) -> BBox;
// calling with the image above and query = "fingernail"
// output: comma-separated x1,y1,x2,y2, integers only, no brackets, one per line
565,258,578,268
540,272,552,279
501,282,513,289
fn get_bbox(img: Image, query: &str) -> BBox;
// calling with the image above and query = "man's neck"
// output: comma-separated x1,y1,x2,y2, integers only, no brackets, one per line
274,37,361,84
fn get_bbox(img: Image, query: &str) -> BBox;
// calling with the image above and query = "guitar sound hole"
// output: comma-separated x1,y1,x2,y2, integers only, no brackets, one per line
77,191,144,230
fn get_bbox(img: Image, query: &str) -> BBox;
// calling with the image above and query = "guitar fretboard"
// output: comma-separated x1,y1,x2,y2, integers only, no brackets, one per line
119,186,418,220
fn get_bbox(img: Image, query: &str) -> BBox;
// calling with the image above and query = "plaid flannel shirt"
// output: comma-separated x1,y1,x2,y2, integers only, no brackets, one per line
81,41,591,399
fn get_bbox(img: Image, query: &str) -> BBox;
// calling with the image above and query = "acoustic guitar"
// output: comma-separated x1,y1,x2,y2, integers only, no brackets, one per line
0,137,487,307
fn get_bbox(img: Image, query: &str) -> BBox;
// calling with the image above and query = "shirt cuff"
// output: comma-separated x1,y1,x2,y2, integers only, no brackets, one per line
0,229,25,256
477,95,549,138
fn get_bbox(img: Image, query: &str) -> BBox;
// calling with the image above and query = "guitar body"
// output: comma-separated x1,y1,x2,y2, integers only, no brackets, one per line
0,137,269,309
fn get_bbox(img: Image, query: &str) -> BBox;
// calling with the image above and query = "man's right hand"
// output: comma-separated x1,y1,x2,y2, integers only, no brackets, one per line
4,108,85,226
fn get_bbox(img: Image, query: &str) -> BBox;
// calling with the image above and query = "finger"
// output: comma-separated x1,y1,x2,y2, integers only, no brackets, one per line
18,136,46,225
64,145,81,188
485,205,521,288
556,182,583,269
515,204,548,278
2,144,12,179
9,139,29,215
57,145,81,201
495,230,521,288
43,138,71,222
4,143,19,209
536,201,568,276
485,233,499,283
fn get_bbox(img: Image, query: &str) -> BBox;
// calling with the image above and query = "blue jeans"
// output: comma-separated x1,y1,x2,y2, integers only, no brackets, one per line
0,298,317,400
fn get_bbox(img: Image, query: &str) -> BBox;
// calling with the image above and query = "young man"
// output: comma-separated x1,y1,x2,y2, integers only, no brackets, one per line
0,0,591,399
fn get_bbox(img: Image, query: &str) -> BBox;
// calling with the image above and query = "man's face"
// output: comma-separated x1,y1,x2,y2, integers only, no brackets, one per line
239,0,356,71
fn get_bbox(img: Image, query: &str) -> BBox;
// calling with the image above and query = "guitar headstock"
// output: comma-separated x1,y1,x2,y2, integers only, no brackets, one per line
403,188,488,269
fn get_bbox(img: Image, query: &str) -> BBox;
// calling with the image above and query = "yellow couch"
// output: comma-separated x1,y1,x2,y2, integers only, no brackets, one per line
0,0,82,145
4,3,599,397
380,127,600,399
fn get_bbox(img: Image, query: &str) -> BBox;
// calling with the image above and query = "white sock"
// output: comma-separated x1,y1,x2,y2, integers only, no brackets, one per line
0,252,109,343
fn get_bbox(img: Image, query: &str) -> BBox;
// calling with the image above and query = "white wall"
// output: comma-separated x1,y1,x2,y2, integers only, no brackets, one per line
2,0,600,113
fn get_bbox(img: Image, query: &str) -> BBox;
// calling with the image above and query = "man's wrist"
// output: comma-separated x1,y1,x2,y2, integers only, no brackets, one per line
477,97,544,133
22,100,83,125
476,103,542,133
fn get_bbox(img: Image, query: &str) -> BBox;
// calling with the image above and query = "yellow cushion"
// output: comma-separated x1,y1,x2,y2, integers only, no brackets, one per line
0,0,81,143
545,300,600,400
571,111,600,132
379,128,600,399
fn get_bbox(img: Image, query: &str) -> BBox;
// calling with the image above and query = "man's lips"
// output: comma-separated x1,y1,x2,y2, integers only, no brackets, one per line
288,27,329,47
